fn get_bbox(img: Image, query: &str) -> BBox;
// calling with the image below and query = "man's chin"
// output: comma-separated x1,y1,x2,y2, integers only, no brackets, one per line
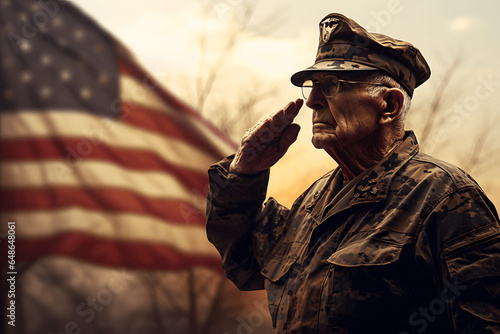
311,134,336,149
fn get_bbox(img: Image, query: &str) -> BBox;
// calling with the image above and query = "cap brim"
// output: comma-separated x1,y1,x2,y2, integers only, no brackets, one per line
290,60,378,87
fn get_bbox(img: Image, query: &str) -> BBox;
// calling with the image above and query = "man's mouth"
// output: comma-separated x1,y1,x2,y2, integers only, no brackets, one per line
312,123,335,132
313,121,335,128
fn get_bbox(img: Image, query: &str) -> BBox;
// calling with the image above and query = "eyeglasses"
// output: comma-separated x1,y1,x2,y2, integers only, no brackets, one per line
301,75,388,100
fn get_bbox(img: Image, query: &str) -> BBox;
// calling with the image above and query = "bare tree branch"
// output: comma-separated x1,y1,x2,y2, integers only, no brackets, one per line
195,2,256,113
150,273,189,318
198,275,226,333
418,54,462,146
188,269,198,334
144,273,170,334
212,85,278,140
459,111,500,175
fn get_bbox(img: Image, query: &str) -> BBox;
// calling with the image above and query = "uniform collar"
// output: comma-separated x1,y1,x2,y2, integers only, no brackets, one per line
307,131,420,224
350,130,419,204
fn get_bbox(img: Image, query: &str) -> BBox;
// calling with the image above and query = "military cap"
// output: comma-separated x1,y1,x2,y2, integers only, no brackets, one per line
291,13,431,97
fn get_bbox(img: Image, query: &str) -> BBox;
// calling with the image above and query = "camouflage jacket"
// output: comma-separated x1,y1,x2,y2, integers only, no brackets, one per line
206,131,500,334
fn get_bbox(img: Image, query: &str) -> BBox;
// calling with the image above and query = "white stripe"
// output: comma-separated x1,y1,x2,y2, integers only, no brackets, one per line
120,74,169,115
120,74,236,155
0,160,206,210
0,208,219,256
0,111,216,174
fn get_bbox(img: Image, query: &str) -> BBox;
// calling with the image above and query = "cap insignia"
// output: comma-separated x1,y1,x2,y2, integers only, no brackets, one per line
320,17,340,43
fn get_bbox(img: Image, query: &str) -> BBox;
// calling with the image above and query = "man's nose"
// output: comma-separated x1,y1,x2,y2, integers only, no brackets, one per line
306,84,327,110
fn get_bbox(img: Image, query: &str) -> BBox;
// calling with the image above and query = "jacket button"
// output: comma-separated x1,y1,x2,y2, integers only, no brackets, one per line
353,193,360,198
314,191,320,198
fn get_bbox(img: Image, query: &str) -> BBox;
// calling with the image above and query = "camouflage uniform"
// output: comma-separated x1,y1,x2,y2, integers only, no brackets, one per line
206,131,500,333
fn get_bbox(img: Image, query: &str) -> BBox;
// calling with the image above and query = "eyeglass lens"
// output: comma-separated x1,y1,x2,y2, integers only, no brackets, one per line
301,76,340,100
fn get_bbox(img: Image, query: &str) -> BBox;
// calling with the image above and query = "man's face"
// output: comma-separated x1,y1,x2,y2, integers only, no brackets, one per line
305,72,383,151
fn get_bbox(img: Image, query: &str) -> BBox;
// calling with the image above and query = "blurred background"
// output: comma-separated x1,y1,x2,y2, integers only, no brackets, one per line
78,0,500,207
1,0,499,333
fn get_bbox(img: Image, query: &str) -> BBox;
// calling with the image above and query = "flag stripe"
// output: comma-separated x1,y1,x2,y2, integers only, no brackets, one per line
0,187,206,226
1,208,218,255
1,160,206,208
120,101,227,159
0,111,217,174
119,58,237,152
0,1,235,274
120,73,235,159
0,138,209,195
11,234,223,272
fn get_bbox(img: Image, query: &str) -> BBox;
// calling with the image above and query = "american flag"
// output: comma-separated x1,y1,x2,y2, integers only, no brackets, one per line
0,1,239,333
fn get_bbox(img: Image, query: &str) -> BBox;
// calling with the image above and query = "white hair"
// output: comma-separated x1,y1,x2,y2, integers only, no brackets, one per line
365,72,412,127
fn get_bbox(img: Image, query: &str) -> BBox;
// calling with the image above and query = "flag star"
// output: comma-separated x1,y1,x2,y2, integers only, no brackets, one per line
60,69,72,82
40,86,52,98
57,37,68,47
98,72,109,85
74,29,85,40
2,57,13,68
41,55,52,66
76,58,87,68
19,40,32,53
52,17,63,27
18,12,28,21
21,71,32,83
30,2,40,12
3,89,13,100
1,23,13,35
80,87,92,99
93,43,104,54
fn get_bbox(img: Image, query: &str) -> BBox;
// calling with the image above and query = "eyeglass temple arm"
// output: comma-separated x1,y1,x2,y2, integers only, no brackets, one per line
338,79,387,87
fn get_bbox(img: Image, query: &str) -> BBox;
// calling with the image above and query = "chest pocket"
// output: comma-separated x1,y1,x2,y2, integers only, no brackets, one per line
260,243,301,328
327,238,403,267
325,238,406,329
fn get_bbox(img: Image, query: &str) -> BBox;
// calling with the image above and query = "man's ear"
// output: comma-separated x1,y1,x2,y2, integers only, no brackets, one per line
379,88,404,125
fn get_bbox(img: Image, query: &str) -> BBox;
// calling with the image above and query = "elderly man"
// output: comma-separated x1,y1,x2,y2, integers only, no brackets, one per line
206,13,500,333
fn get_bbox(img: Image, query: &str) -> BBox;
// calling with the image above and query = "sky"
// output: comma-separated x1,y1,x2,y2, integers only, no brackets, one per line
74,0,500,80
74,0,500,206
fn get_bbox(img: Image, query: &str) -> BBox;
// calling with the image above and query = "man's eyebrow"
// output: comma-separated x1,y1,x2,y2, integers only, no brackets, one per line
311,72,331,80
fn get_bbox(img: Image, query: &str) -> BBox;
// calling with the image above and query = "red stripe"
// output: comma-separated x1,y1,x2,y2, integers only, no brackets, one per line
0,187,206,226
1,232,223,272
118,58,237,151
121,102,225,159
0,138,210,195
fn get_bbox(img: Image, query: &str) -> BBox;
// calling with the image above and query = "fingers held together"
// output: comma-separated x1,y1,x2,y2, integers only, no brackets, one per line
242,98,303,145
230,99,303,174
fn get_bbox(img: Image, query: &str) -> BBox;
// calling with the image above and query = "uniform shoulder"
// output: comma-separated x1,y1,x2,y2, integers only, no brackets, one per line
408,151,478,190
302,169,336,195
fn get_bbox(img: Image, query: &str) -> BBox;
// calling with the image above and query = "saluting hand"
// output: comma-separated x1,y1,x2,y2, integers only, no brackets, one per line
229,99,303,174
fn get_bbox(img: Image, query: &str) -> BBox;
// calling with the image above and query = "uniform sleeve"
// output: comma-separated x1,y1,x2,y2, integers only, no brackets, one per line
206,156,290,291
417,185,500,333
